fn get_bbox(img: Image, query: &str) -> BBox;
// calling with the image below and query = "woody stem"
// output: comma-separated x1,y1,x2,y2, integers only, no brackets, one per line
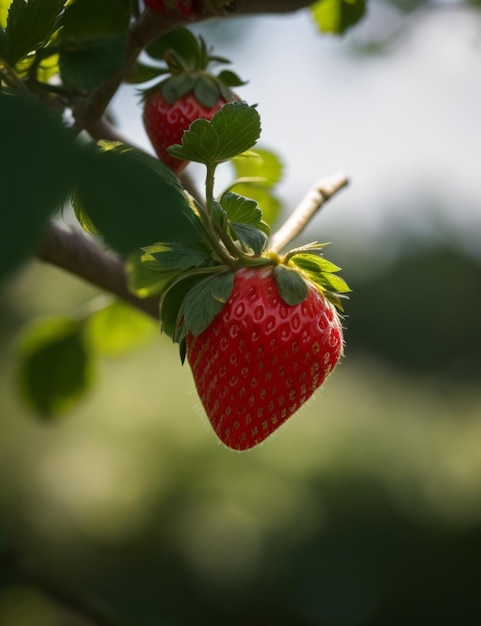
269,172,349,254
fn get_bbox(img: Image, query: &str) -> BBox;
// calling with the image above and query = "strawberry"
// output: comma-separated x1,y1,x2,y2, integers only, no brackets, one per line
133,101,350,451
140,27,244,176
143,91,227,175
186,267,344,451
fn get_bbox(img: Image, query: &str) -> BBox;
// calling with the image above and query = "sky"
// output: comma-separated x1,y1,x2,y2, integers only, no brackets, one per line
113,3,481,251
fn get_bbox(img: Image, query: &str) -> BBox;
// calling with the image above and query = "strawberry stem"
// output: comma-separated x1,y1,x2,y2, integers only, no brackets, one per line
269,173,349,254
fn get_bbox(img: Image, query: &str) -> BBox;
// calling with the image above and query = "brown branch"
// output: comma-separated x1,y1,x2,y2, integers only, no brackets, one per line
37,222,160,320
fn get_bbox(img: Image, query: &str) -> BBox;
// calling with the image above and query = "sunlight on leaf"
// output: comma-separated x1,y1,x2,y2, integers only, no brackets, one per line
311,0,366,35
86,300,156,357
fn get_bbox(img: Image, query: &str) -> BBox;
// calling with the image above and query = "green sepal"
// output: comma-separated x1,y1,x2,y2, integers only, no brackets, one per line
168,101,261,166
287,250,351,311
178,271,234,339
193,74,222,108
146,26,201,67
162,73,196,104
217,69,247,88
274,265,308,306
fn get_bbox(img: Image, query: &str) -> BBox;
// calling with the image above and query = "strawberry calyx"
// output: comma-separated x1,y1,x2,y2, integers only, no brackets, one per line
136,26,245,108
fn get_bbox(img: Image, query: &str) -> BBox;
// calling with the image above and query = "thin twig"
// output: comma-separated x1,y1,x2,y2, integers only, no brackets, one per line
268,172,349,254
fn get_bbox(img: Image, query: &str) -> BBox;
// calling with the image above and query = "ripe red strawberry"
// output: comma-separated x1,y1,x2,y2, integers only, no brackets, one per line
141,28,244,176
186,267,344,451
143,91,227,175
137,101,349,451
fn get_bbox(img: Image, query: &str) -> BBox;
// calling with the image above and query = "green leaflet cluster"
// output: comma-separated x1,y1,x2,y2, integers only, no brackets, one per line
127,102,350,361
130,26,246,108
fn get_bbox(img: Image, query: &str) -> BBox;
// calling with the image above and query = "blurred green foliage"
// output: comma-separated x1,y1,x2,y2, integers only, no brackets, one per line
1,236,481,625
345,244,481,380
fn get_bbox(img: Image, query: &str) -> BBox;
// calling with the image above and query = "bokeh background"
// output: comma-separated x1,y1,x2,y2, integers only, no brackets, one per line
1,1,481,624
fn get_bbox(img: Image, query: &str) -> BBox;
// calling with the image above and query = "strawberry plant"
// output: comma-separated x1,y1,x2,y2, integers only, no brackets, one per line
0,0,366,622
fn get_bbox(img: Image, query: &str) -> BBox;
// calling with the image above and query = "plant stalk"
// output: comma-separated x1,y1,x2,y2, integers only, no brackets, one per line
269,172,349,254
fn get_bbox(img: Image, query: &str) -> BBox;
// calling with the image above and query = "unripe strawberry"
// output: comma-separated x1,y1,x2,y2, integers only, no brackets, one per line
186,267,343,451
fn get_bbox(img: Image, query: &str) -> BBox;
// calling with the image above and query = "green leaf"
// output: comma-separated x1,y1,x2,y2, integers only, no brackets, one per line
59,34,127,91
0,93,80,281
311,0,366,35
229,183,281,229
273,265,308,306
75,143,200,256
142,241,213,272
59,0,130,39
180,271,234,337
289,253,351,294
127,250,180,299
86,300,156,357
231,148,284,186
146,25,200,66
229,222,268,255
289,253,342,275
316,271,351,294
5,0,64,65
168,101,261,166
17,317,93,418
221,192,270,235
160,272,207,339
